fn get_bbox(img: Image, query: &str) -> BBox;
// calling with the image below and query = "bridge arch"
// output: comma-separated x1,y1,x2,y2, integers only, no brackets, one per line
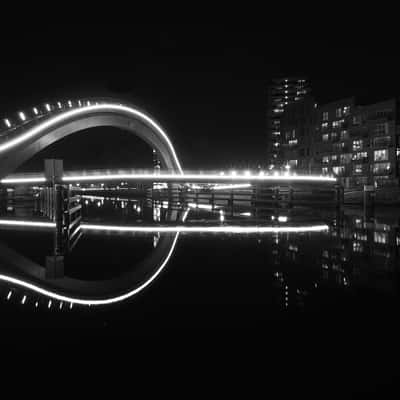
0,101,183,178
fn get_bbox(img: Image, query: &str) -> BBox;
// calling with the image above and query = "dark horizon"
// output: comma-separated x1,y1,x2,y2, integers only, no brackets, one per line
1,23,400,170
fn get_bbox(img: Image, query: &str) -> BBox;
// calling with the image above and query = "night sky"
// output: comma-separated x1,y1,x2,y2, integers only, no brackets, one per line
1,23,399,171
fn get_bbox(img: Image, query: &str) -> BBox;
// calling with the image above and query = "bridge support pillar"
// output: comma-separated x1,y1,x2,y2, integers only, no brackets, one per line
363,185,375,218
334,184,344,208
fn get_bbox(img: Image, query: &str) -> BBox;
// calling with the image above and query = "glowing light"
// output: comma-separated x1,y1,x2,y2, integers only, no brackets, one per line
21,295,26,304
0,218,329,235
57,102,62,109
0,233,181,306
0,220,55,228
45,104,51,112
1,177,46,184
278,216,288,223
4,118,11,128
62,173,336,183
212,183,252,190
18,112,26,121
244,170,251,176
82,223,328,234
33,107,39,115
0,102,184,174
68,100,72,108
7,291,12,300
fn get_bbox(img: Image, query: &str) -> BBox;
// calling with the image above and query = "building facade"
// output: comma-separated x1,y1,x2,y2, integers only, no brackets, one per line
267,77,310,169
281,96,400,188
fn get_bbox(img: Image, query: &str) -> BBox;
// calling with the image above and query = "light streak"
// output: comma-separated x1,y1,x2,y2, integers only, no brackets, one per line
0,103,183,174
0,232,181,306
0,219,329,234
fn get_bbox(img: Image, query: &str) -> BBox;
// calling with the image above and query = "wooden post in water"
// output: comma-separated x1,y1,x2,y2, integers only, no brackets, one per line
363,185,375,218
334,184,344,208
44,159,65,279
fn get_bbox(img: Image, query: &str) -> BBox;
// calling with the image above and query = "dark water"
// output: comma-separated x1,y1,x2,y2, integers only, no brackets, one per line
1,195,400,395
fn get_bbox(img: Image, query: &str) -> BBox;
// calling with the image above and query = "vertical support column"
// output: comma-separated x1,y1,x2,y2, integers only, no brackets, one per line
45,159,65,279
288,187,293,208
334,184,344,208
363,184,375,218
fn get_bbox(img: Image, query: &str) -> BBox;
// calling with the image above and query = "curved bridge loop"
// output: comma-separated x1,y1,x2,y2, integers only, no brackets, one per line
0,99,183,179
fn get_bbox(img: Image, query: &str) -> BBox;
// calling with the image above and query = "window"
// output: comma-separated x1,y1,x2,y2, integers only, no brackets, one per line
373,162,391,175
331,154,338,161
322,134,329,142
353,164,363,174
374,232,388,244
321,122,329,130
333,166,345,176
322,167,328,174
375,123,388,135
353,140,363,151
336,108,342,118
352,151,368,161
340,154,352,164
340,130,348,140
374,149,388,161
373,136,391,147
353,115,362,125
288,139,298,146
322,111,329,121
343,106,350,115
331,131,338,141
322,156,330,164
289,159,298,167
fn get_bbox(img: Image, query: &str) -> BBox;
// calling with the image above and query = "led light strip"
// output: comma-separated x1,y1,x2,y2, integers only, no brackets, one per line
0,219,329,233
0,103,183,174
62,173,336,182
0,233,180,306
1,173,336,185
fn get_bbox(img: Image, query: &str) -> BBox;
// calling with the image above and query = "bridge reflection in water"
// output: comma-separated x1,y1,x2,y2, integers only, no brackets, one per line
0,191,399,313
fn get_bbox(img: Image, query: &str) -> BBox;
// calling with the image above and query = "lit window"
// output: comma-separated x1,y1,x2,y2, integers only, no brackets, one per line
322,156,330,164
336,108,342,118
353,140,363,151
333,166,345,176
372,162,391,174
340,130,348,140
321,122,329,130
322,111,329,121
331,154,338,161
343,106,350,115
353,164,363,174
322,134,329,142
322,167,328,174
374,149,388,161
352,151,368,161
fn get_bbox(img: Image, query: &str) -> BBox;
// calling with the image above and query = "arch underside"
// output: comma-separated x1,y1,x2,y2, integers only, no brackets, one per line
0,109,182,179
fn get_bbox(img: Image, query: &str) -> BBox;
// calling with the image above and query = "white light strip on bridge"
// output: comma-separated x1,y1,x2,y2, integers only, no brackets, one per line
212,183,252,190
1,177,46,184
0,220,55,228
62,174,336,183
82,223,329,233
0,219,329,234
1,173,336,185
0,103,183,174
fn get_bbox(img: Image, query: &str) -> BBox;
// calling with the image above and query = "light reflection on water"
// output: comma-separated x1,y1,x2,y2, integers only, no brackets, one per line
0,192,399,328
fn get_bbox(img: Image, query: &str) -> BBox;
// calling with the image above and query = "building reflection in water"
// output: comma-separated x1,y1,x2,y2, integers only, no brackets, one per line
272,209,400,311
0,187,400,313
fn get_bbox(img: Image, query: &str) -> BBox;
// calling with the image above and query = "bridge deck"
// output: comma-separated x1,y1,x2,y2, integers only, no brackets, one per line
1,169,336,185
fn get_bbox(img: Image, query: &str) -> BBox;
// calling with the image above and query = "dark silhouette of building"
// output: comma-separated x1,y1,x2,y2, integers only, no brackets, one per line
267,77,310,169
